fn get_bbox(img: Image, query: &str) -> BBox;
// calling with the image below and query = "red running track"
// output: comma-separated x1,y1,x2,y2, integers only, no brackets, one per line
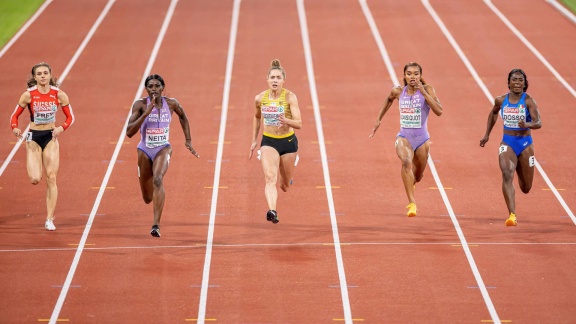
1,0,575,323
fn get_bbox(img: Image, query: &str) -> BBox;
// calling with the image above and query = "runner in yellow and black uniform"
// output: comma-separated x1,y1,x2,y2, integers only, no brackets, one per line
249,59,302,224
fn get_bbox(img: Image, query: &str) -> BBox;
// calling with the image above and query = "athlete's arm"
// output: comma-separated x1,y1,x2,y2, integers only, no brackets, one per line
279,91,301,129
11,91,31,139
126,99,148,138
171,98,199,158
369,86,401,138
52,91,74,138
421,84,443,116
519,95,541,130
249,94,263,159
480,95,504,147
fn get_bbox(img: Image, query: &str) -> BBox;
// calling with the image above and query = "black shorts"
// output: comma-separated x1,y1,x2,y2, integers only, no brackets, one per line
26,129,53,151
261,133,298,156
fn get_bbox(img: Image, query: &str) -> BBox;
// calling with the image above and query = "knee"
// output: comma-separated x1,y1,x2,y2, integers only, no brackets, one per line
520,184,532,194
29,176,41,185
501,170,514,182
414,173,424,183
143,196,152,204
45,173,57,186
400,159,412,169
152,174,164,188
264,174,277,186
280,182,290,192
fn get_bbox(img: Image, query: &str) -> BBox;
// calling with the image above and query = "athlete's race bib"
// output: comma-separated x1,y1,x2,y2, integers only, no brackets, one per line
400,107,422,128
502,105,526,128
262,104,284,127
145,127,169,148
33,102,57,125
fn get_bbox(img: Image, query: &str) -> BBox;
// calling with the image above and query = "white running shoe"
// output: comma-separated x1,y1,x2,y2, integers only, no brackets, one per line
45,219,56,231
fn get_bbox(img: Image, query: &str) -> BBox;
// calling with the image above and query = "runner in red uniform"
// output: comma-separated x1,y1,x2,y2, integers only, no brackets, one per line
10,62,75,231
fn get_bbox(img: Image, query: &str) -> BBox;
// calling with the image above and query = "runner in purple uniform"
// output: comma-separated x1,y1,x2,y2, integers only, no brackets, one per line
370,62,443,217
127,74,199,237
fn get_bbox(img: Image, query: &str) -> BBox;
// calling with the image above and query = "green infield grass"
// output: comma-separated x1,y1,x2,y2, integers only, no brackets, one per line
0,0,44,49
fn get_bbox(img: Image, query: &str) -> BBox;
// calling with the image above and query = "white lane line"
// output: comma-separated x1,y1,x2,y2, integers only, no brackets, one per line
361,0,501,323
0,0,53,59
3,241,576,253
546,0,576,24
297,1,352,323
47,1,179,323
484,0,576,98
196,0,241,322
0,0,116,177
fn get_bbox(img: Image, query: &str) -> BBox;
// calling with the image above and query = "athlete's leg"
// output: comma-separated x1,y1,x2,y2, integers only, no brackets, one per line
516,145,535,194
137,150,154,204
25,141,43,185
395,137,415,204
412,141,430,184
279,152,297,192
151,146,172,226
499,143,518,215
42,139,60,220
260,146,280,210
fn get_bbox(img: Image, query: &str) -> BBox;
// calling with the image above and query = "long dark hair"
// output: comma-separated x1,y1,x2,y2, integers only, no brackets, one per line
403,62,427,86
507,68,528,92
27,62,58,88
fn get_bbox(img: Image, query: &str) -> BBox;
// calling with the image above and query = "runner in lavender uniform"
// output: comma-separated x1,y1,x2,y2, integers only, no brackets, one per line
369,62,443,217
126,74,199,237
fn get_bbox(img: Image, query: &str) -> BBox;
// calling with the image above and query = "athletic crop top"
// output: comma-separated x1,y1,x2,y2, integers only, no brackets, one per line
139,97,172,148
501,93,531,131
261,88,292,127
27,85,60,125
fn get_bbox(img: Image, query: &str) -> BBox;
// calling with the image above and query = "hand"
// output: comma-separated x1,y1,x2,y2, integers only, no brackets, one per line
13,128,23,140
369,120,380,138
51,126,64,140
248,141,258,159
185,141,199,158
144,94,157,115
479,136,489,147
278,114,289,127
518,120,527,128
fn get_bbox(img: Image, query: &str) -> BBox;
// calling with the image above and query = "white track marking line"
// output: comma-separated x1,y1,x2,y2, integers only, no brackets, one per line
361,0,501,323
47,1,178,323
0,0,115,177
196,0,240,322
0,0,53,59
546,0,576,24
297,1,352,323
484,0,576,98
3,241,576,253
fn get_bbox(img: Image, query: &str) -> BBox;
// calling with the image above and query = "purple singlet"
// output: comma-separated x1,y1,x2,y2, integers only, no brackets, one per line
137,97,172,161
397,86,431,150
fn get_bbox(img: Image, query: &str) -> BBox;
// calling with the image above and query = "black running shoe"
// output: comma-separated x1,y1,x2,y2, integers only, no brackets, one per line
150,225,161,237
266,210,279,224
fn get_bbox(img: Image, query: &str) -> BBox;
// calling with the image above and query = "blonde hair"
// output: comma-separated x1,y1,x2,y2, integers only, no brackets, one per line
267,59,286,79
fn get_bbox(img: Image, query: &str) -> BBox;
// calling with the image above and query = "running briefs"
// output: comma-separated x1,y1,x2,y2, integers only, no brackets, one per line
26,129,53,151
261,132,298,156
502,134,533,157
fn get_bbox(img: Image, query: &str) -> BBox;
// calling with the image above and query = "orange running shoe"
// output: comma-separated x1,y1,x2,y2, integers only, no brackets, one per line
505,213,517,226
406,203,417,217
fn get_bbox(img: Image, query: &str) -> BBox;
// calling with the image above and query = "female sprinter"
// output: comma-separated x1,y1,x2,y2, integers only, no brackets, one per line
480,68,541,226
369,62,443,217
126,74,199,237
10,62,75,231
249,59,302,224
